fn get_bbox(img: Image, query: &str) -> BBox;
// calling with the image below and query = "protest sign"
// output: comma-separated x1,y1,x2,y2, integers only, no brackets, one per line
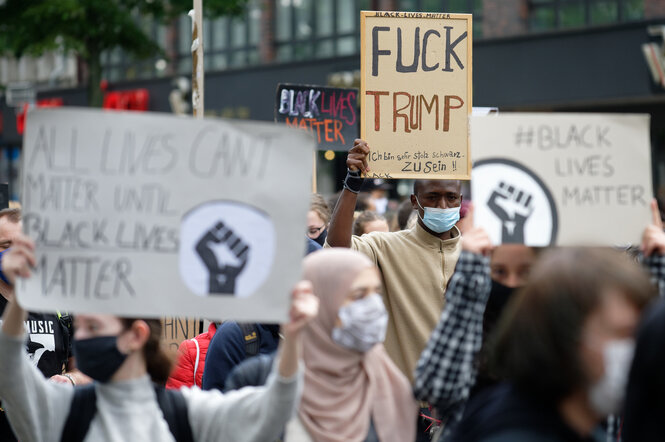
471,113,652,246
162,317,202,355
18,107,314,322
360,11,472,179
275,83,358,150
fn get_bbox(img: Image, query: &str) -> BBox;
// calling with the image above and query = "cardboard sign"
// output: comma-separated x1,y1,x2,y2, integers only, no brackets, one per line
162,317,202,355
360,11,472,179
275,84,358,150
18,108,314,322
471,113,652,246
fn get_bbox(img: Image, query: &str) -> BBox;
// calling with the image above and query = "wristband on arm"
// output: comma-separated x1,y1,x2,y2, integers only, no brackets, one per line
343,169,364,194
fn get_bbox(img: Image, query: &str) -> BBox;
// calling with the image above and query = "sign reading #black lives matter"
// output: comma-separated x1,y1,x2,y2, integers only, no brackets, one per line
471,113,652,246
275,83,358,150
361,11,472,179
18,108,314,322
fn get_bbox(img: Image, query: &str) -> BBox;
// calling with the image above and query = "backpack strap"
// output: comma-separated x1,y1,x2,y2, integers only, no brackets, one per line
60,384,97,442
190,337,200,386
238,323,260,357
60,385,193,442
154,387,194,442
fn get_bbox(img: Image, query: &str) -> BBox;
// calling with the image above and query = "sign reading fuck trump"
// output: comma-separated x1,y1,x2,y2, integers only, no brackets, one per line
361,10,472,179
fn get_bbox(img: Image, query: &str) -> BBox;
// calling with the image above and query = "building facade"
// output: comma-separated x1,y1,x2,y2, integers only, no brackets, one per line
1,0,664,198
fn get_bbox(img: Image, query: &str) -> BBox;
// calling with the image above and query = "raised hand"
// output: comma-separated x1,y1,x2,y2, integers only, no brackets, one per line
641,199,665,257
487,182,534,243
281,280,319,339
347,139,370,174
460,204,493,256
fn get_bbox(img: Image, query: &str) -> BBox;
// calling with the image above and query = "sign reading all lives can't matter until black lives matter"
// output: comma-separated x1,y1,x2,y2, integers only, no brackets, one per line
18,108,314,322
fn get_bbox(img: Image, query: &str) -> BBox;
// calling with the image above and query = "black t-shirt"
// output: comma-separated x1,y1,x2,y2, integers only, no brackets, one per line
0,296,72,441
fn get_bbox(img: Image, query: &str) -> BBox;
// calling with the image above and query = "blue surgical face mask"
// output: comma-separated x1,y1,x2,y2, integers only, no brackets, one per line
415,197,460,233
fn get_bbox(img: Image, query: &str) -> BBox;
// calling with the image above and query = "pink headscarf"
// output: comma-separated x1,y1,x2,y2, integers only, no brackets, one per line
299,249,418,442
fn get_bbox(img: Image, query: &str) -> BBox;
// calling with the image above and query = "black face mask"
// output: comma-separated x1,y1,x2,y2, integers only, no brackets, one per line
73,336,128,383
313,228,328,247
483,280,518,338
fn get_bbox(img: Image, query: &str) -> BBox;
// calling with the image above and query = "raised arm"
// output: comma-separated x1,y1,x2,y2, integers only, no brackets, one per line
326,139,369,247
185,281,319,442
413,225,492,423
0,235,73,442
640,199,665,298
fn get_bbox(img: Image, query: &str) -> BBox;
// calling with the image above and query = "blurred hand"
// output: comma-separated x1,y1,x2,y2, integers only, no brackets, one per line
641,199,665,257
2,235,36,285
49,374,74,386
459,203,493,256
347,139,370,174
456,202,474,235
282,280,319,338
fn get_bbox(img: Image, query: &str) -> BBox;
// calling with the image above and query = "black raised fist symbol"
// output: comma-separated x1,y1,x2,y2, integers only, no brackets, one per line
487,182,534,243
195,221,250,295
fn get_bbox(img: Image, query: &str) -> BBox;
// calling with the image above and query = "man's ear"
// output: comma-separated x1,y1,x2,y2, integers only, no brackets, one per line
410,194,418,210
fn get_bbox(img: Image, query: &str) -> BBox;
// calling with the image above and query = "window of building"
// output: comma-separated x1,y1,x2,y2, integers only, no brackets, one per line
274,0,372,62
397,0,482,39
529,0,644,31
102,14,168,82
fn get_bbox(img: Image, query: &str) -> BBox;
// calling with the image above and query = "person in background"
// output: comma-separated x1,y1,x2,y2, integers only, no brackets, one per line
366,179,391,215
353,211,390,236
0,234,317,442
449,247,654,442
285,248,417,442
307,194,331,247
166,322,218,389
202,322,280,392
327,139,462,382
395,199,415,231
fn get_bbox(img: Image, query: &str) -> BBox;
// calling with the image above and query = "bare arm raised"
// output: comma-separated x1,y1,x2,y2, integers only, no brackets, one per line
327,139,370,247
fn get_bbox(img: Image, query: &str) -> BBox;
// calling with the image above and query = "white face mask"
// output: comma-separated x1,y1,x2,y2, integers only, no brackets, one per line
588,338,635,417
331,293,388,353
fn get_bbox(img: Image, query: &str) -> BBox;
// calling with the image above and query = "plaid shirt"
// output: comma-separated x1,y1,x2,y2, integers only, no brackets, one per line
413,250,665,442
413,251,490,435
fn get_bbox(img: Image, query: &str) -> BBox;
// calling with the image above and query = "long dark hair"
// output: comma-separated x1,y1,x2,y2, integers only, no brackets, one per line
121,318,173,385
490,248,655,403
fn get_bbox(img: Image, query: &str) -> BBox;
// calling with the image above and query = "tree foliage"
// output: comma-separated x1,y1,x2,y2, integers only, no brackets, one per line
0,0,248,106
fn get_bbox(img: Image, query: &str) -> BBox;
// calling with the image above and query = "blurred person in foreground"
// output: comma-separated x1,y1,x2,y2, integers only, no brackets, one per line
0,234,318,442
284,249,417,442
449,247,654,442
0,208,90,441
414,204,537,440
621,201,665,442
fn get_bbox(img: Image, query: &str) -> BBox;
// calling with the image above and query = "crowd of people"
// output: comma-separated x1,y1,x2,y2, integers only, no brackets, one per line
0,137,664,441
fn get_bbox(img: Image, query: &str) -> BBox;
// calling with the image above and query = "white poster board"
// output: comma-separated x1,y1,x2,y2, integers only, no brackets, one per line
471,113,652,246
18,108,314,322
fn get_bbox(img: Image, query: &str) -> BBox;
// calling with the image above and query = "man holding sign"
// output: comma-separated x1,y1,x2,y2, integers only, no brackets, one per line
327,138,462,382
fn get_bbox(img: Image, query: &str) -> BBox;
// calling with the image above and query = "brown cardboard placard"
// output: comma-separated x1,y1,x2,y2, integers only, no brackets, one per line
360,11,472,179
